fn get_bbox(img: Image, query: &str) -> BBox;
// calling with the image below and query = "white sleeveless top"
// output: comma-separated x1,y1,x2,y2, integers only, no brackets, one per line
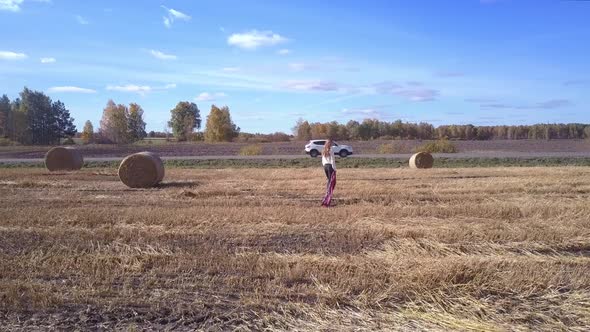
321,148,336,170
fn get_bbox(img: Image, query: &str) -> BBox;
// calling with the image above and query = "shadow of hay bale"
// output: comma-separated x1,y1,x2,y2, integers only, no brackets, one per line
158,181,201,189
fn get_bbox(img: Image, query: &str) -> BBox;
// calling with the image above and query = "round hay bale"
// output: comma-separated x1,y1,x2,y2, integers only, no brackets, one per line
118,152,165,188
409,152,434,169
45,147,84,171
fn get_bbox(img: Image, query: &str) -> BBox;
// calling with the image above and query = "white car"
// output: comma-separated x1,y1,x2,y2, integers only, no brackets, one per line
304,139,353,158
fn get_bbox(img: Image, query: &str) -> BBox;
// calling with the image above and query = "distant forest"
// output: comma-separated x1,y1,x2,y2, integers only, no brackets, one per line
293,119,590,141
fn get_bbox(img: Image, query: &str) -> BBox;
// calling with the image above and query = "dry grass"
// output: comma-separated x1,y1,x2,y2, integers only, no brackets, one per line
1,167,590,330
239,144,264,156
377,141,413,154
415,138,458,153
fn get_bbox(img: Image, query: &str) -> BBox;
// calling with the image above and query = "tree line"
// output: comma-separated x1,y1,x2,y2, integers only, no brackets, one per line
293,119,590,141
0,87,242,145
81,100,241,144
2,87,589,145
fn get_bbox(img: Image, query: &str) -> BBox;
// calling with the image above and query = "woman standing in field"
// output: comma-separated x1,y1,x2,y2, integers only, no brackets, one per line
321,139,337,207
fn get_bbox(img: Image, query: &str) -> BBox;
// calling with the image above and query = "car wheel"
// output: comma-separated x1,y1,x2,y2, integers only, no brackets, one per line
339,150,349,157
310,150,319,157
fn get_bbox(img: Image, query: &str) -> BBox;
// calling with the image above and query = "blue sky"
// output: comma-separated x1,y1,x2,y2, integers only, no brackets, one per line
1,0,589,133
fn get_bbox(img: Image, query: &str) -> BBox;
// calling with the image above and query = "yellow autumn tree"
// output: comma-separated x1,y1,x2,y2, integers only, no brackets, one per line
80,120,94,144
204,105,240,142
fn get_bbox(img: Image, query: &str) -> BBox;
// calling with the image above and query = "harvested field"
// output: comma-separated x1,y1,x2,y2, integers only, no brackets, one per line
1,167,590,330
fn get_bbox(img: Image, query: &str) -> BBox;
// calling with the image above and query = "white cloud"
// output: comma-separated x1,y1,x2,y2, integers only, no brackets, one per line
563,80,587,86
161,5,190,28
75,15,89,25
47,86,96,93
281,80,341,92
107,84,152,95
373,81,439,102
106,83,175,95
168,8,190,20
277,49,291,55
340,105,395,119
288,63,318,72
342,108,379,115
288,63,306,72
0,0,49,12
435,71,465,78
479,99,573,110
464,97,497,103
0,0,23,12
406,81,423,86
286,59,356,73
392,88,439,102
222,67,240,73
163,16,171,28
228,30,288,49
149,49,177,60
195,92,227,102
40,57,56,63
0,51,27,60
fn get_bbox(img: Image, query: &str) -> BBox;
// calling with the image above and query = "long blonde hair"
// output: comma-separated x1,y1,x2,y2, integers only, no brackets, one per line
322,139,333,157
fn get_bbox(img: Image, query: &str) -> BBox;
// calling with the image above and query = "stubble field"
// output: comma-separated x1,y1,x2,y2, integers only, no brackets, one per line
1,166,590,331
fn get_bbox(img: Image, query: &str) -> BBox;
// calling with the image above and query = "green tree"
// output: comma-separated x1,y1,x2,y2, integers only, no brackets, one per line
19,88,51,144
99,100,130,144
391,120,404,138
327,121,340,139
204,105,240,142
358,119,380,140
16,88,75,145
415,122,434,140
168,101,201,141
128,103,147,142
462,124,475,140
53,100,77,139
337,125,350,140
0,95,10,138
346,120,360,140
12,103,28,144
3,88,76,145
81,120,94,144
